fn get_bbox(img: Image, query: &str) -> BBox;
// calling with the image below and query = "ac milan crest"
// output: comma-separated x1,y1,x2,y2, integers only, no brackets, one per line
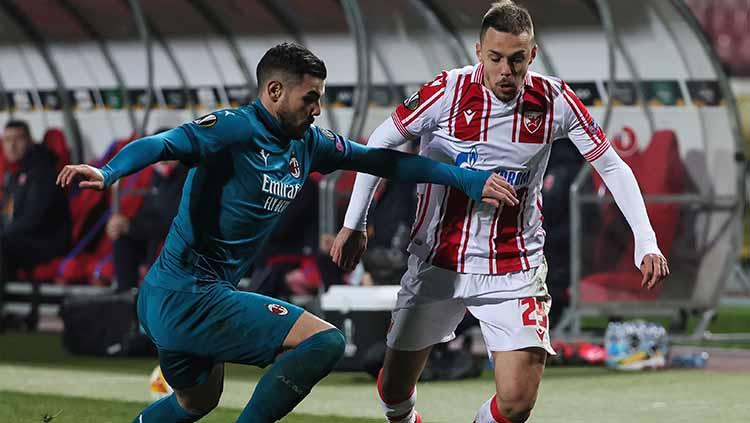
523,110,543,134
288,156,301,179
267,303,289,316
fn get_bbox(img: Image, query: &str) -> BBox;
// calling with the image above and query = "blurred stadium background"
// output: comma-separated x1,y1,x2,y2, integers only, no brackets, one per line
0,0,748,422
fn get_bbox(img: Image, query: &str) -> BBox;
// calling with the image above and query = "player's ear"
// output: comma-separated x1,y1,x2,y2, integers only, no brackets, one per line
268,80,283,103
475,41,482,63
529,44,538,66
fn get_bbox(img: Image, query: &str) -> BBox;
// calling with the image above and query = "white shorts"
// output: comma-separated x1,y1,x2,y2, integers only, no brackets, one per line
386,255,555,355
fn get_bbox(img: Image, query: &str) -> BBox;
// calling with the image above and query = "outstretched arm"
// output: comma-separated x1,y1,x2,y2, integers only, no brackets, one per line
590,147,669,289
343,118,409,231
560,80,668,289
58,109,250,190
57,128,197,190
342,142,511,206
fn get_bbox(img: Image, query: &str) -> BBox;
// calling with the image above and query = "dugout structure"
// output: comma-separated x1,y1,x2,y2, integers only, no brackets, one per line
0,1,745,341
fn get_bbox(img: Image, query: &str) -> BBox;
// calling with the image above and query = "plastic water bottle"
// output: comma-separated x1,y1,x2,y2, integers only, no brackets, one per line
670,352,709,368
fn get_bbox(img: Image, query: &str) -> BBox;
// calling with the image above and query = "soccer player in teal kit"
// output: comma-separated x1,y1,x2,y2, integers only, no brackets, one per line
57,43,515,422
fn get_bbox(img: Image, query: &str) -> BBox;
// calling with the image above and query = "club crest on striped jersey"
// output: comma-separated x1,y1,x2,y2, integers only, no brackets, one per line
288,154,301,178
523,110,543,134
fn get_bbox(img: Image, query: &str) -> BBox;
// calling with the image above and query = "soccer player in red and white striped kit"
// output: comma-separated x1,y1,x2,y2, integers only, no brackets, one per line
331,1,670,422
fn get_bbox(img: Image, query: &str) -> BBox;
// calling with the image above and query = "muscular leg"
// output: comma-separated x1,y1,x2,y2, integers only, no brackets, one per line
237,311,345,422
133,363,224,423
475,348,547,423
379,346,432,403
377,346,432,423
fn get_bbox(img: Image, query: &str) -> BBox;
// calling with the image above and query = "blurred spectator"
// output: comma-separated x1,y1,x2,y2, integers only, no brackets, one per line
0,120,71,270
0,119,71,282
108,159,187,292
541,138,589,328
361,178,417,285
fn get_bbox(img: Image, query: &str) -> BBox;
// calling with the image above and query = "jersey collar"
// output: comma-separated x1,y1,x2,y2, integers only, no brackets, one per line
252,99,292,146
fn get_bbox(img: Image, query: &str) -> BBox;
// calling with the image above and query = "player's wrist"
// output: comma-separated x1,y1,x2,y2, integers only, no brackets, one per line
343,216,367,232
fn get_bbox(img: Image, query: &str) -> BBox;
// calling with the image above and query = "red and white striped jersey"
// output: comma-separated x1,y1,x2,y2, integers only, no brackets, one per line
394,63,610,275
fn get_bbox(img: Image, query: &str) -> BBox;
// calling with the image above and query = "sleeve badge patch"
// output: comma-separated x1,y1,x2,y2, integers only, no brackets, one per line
320,128,337,141
403,90,420,111
193,114,217,128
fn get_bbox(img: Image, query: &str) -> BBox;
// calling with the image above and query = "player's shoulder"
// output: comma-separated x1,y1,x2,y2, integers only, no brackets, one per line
308,125,347,151
444,64,478,84
526,71,566,97
413,65,478,97
191,107,252,130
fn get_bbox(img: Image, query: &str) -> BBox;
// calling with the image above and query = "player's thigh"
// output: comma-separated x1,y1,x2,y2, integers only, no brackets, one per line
157,349,221,391
174,362,225,412
203,288,305,367
283,310,337,348
387,256,467,351
491,348,546,406
467,295,554,355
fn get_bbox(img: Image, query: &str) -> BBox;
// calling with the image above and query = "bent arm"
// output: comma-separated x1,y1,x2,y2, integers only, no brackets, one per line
590,147,662,268
344,118,411,230
99,128,196,187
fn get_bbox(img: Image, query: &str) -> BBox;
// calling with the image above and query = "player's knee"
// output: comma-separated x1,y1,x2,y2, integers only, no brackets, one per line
176,388,222,415
495,394,535,423
318,328,346,364
303,327,346,369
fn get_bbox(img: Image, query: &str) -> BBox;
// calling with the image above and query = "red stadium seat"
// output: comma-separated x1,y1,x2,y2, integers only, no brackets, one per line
581,130,686,301
20,136,149,285
42,128,70,172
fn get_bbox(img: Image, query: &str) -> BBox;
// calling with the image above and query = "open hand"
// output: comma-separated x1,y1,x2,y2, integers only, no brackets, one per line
640,253,669,290
481,174,519,208
330,227,367,272
56,164,105,190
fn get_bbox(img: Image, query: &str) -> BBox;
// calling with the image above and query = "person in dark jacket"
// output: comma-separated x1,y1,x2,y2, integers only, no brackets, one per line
541,138,593,328
1,120,71,276
107,158,188,292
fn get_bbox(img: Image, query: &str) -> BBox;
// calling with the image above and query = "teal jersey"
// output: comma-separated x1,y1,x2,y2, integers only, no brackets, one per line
100,100,492,292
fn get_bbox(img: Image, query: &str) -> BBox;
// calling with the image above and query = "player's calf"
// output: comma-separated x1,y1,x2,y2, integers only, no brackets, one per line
237,327,346,422
473,394,533,423
377,368,420,423
133,363,223,423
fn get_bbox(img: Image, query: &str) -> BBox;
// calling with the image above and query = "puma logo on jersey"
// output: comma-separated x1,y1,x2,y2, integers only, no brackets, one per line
259,149,270,166
463,109,476,124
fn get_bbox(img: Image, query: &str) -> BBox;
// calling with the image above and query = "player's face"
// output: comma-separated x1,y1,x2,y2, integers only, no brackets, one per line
477,27,537,102
278,74,324,138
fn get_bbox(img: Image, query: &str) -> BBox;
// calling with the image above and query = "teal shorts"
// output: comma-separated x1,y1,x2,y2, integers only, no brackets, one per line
136,282,304,390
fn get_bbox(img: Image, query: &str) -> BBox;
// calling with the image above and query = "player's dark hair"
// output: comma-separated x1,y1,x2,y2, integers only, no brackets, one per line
481,1,534,41
256,42,327,88
4,119,31,139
